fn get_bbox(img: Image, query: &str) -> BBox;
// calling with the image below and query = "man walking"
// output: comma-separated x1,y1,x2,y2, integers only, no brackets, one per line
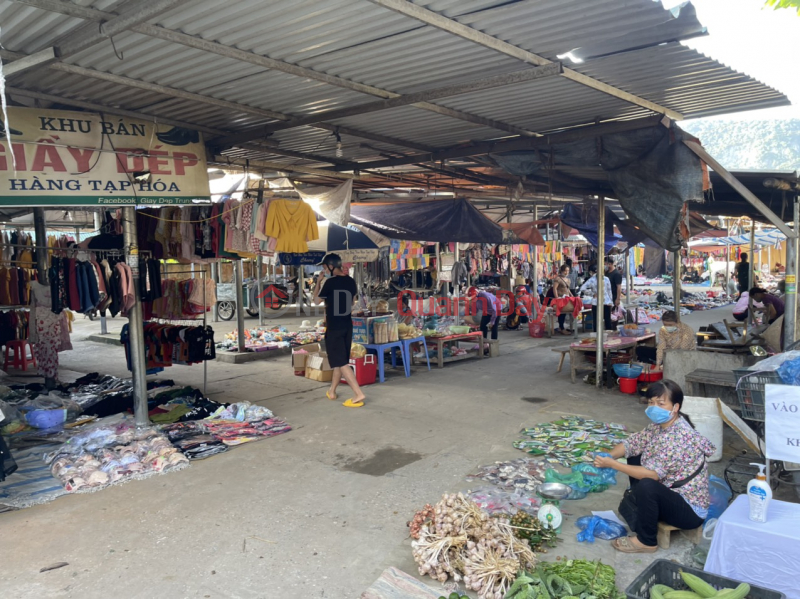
313,253,366,408
579,264,614,332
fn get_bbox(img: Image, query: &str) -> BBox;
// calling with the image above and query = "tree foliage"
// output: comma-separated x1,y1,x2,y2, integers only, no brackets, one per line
681,119,800,171
764,0,800,14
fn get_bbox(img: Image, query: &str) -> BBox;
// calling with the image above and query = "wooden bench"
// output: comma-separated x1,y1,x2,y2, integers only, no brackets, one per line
685,368,737,397
657,521,703,549
551,347,570,373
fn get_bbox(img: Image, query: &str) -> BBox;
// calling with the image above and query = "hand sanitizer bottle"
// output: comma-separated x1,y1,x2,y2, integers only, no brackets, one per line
747,463,772,523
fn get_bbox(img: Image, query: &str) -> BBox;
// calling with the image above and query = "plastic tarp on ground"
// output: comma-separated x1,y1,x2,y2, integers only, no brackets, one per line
491,123,704,251
350,198,503,243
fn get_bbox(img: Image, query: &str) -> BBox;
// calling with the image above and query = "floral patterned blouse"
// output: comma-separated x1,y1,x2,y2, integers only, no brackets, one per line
623,417,716,516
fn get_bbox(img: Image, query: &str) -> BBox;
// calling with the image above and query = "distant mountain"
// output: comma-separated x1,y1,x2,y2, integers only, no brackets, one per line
681,119,800,172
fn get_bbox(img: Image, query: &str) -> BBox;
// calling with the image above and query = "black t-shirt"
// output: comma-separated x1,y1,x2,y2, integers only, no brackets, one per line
736,261,749,288
607,269,622,303
319,275,358,331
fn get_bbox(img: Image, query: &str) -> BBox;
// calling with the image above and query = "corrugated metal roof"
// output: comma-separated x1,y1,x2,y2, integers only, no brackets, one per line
0,0,791,177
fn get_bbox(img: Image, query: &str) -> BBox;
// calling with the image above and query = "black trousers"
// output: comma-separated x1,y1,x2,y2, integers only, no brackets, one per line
627,455,704,547
558,313,567,330
480,315,499,340
591,304,614,332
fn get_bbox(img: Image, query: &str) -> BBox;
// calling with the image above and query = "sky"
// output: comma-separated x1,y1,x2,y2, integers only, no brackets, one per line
664,0,800,121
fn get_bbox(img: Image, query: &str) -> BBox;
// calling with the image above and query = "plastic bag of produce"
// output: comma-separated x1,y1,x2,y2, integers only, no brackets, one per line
575,515,627,543
575,453,618,485
350,344,367,358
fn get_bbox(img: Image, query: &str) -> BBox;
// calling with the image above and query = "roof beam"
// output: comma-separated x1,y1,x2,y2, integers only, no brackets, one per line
11,0,536,137
6,86,229,136
7,0,190,75
213,63,561,147
333,115,665,172
210,156,359,181
367,0,683,121
1,48,438,157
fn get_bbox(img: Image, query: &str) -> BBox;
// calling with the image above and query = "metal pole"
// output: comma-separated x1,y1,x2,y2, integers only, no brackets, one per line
506,205,513,291
92,210,109,334
454,242,460,326
121,206,149,427
210,262,219,322
234,259,246,352
749,219,756,326
33,207,48,285
532,206,539,301
673,251,682,323
596,197,605,388
784,197,799,347
624,247,631,322
257,255,264,325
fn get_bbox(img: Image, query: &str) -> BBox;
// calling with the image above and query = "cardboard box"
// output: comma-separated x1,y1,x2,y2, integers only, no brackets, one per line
305,351,334,382
292,343,321,370
305,367,334,382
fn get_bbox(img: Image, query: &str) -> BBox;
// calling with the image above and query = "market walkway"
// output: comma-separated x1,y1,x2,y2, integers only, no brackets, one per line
0,299,765,599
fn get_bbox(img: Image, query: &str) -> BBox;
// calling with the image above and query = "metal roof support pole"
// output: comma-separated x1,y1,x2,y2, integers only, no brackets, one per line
234,259,246,353
33,208,48,285
784,199,799,347
748,219,756,326
121,206,149,428
673,251,681,324
210,262,219,323
683,141,794,239
507,205,513,291
596,197,605,388
625,247,631,320
93,210,109,335
33,207,56,389
532,206,538,302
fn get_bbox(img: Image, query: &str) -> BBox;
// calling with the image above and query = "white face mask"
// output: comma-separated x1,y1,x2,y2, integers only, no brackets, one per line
664,325,678,333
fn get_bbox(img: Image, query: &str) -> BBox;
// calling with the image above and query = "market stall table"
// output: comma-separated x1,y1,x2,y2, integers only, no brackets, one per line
568,333,656,386
420,331,485,369
705,494,800,599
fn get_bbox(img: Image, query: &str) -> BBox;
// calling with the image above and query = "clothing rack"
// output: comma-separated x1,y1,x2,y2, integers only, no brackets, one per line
153,266,208,394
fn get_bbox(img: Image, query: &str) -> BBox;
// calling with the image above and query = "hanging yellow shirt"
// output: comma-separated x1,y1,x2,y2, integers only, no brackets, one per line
265,199,319,253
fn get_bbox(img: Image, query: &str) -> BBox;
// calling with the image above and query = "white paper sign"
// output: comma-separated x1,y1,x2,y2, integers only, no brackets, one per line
765,384,800,462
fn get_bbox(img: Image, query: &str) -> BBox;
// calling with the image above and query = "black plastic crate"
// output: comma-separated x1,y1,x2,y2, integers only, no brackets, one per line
625,559,785,599
733,368,785,422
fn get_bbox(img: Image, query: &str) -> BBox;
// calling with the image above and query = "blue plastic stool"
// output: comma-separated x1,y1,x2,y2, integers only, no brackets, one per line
363,341,408,383
401,336,430,373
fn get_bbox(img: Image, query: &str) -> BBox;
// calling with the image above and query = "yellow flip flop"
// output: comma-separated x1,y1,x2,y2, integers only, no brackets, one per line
342,399,364,408
326,390,337,400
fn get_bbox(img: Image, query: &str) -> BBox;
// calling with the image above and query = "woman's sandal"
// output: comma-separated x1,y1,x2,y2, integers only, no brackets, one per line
342,399,364,408
612,536,658,553
325,390,337,400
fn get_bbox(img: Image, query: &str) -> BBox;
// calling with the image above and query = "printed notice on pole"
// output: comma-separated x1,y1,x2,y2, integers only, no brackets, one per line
787,275,796,294
765,384,800,463
126,254,139,277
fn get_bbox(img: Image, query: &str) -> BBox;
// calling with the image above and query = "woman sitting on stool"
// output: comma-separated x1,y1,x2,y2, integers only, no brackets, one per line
593,380,715,553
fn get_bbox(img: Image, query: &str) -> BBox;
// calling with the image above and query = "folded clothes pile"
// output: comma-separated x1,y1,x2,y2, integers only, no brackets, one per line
159,412,291,460
172,434,228,460
46,420,189,493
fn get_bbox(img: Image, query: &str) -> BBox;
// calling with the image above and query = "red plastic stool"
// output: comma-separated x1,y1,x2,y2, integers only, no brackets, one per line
2,340,37,372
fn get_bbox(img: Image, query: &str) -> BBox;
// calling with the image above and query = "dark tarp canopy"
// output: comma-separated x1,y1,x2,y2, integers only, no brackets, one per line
490,121,705,251
350,198,503,243
500,222,545,246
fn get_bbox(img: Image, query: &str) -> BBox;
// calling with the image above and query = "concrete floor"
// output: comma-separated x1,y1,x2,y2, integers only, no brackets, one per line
0,294,788,599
